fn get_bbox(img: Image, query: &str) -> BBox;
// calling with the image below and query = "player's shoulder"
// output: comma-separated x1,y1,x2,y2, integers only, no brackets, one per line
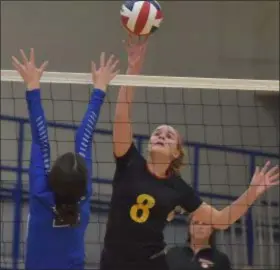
167,245,186,255
30,192,54,210
213,249,231,266
168,175,197,203
166,246,189,264
114,143,146,180
116,143,144,164
169,175,192,190
127,143,146,167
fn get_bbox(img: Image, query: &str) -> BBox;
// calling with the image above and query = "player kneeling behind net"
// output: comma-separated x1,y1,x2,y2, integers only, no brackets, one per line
12,49,119,270
100,36,279,270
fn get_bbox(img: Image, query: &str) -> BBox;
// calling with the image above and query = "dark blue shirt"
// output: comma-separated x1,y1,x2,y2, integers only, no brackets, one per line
25,88,105,269
166,246,231,270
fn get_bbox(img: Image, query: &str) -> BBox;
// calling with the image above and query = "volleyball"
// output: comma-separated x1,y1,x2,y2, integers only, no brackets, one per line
120,1,163,36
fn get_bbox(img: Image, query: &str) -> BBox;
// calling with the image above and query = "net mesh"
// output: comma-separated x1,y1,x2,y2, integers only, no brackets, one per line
0,71,279,269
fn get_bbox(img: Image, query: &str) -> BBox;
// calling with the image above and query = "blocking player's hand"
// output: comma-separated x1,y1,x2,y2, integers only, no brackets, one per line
12,48,48,91
91,52,120,92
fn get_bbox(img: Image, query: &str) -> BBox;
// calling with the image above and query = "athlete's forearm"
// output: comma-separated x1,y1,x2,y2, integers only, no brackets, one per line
114,71,135,124
112,68,135,155
26,89,50,172
75,88,105,197
193,187,258,230
216,187,258,229
75,88,106,158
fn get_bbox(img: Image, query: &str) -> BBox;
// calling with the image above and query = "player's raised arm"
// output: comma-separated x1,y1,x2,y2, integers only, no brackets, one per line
75,52,119,197
191,161,279,229
12,48,49,195
113,36,148,157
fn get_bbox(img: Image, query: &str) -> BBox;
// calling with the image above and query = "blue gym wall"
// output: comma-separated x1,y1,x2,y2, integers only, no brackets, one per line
1,1,279,269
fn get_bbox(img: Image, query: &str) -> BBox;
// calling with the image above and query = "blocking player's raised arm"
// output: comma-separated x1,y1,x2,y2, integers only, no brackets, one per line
113,37,148,158
26,90,50,194
75,88,106,197
75,52,119,196
12,48,50,195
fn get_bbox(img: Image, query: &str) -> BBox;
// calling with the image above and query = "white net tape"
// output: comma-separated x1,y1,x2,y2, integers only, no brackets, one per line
1,69,279,91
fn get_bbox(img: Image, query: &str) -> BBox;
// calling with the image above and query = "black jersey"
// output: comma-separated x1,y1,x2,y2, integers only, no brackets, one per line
166,246,231,270
103,143,202,260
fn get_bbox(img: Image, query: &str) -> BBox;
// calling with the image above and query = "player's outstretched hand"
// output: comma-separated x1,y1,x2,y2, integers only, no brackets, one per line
249,161,279,196
124,34,148,74
91,52,119,92
12,48,48,91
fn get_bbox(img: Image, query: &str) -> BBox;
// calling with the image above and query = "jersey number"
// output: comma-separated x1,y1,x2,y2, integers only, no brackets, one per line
130,194,155,223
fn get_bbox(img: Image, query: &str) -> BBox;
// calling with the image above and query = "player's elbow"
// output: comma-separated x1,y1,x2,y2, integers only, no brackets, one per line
212,211,230,230
114,112,126,125
193,203,230,230
114,103,130,123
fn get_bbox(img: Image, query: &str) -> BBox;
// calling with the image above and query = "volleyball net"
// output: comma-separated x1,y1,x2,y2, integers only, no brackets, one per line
1,70,279,269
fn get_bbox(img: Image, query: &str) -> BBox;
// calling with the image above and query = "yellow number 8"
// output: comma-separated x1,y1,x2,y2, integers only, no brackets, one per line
130,194,155,223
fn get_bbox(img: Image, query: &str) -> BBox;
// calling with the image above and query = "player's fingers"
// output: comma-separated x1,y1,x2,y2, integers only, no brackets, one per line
20,49,29,65
100,52,105,67
39,61,48,73
110,59,119,72
143,35,149,44
91,61,97,74
30,48,35,66
106,54,115,68
141,39,148,52
125,37,134,51
268,171,279,182
138,35,148,45
91,61,95,71
91,61,98,83
12,61,22,73
131,55,141,67
128,33,133,46
12,62,26,81
111,69,120,80
254,166,260,176
267,165,279,178
11,56,22,68
143,37,149,49
261,161,271,174
12,56,25,73
140,44,146,54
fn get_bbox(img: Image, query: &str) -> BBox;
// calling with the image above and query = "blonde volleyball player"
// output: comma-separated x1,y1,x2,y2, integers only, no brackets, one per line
100,36,279,270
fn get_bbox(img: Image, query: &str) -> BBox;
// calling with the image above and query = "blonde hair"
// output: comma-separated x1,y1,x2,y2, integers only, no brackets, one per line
167,131,186,175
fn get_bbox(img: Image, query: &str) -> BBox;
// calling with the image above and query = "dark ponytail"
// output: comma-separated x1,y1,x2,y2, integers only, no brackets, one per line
53,202,80,227
49,152,87,227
